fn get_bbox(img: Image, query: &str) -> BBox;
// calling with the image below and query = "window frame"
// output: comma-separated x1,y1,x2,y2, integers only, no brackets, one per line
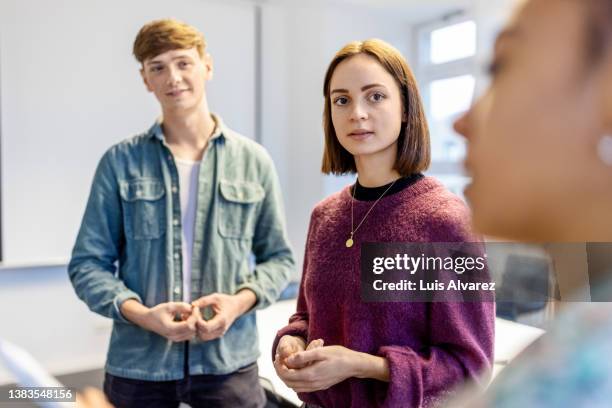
413,12,478,176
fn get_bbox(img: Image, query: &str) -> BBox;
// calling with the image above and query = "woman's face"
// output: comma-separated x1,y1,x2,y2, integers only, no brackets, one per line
329,54,404,167
454,0,612,241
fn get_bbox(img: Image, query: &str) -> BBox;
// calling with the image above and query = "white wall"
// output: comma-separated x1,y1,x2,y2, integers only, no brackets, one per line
0,0,255,265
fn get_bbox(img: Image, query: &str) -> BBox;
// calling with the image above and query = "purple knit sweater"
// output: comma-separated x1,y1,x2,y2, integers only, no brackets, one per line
273,176,494,408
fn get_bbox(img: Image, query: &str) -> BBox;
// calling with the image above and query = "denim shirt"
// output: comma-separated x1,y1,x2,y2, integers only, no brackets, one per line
68,115,294,380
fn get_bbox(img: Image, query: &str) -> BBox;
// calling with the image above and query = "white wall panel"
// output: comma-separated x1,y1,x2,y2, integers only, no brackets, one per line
0,0,255,264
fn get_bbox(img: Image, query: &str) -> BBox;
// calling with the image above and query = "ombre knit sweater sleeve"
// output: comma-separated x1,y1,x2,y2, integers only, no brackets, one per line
271,208,319,358
376,203,495,408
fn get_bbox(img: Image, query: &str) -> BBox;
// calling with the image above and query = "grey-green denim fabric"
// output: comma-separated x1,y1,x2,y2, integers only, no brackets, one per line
68,115,294,381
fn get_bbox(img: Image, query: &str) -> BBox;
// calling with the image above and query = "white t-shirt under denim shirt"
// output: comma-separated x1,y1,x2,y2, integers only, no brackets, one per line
175,157,201,303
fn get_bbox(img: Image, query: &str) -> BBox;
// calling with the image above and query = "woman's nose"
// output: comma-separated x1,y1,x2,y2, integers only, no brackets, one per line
453,110,471,140
349,102,368,122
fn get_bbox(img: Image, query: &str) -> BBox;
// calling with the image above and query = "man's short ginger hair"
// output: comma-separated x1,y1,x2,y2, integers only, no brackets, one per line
133,19,206,64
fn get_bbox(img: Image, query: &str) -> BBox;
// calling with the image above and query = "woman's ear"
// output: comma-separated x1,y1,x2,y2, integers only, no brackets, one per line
596,134,612,166
592,55,612,169
600,51,612,130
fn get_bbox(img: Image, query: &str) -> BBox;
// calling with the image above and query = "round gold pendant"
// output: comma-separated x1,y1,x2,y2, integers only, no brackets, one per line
345,238,354,248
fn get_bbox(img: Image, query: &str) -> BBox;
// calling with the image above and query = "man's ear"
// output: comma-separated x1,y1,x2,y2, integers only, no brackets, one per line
140,67,153,92
204,52,214,81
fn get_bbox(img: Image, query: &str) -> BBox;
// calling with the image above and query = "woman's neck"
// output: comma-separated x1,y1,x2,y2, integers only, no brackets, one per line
354,156,400,187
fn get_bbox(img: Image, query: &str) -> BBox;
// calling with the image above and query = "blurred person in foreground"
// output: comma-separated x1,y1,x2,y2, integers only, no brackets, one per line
453,0,612,406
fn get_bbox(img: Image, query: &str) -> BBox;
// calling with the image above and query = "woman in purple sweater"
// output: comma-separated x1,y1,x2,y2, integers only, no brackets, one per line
272,39,494,407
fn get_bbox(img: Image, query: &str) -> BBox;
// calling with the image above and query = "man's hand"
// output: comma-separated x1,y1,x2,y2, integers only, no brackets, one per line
120,299,197,342
190,290,256,341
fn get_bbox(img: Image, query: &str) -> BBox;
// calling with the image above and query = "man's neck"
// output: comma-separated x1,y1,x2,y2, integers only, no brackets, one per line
162,107,216,161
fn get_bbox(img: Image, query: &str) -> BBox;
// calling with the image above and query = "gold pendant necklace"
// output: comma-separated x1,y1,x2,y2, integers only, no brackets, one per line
347,178,398,248
346,234,354,248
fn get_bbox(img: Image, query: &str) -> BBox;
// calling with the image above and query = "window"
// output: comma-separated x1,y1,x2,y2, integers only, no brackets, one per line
415,14,478,198
429,74,475,162
430,21,477,64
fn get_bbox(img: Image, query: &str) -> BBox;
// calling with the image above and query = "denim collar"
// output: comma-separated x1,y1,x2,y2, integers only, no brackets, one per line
147,113,226,143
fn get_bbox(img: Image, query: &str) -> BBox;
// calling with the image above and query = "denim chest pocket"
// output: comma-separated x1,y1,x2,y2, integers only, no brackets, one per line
218,180,265,239
119,178,166,240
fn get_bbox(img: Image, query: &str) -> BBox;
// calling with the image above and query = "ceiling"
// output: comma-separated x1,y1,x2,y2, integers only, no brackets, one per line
255,0,474,24
336,0,472,22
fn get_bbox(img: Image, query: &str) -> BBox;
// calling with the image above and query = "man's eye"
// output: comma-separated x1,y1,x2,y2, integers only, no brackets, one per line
333,96,349,106
150,66,163,73
179,61,190,69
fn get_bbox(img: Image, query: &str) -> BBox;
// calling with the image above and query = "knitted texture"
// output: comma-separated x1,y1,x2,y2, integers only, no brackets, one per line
273,177,494,408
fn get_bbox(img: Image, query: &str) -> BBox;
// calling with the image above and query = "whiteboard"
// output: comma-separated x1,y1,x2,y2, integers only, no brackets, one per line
0,0,256,264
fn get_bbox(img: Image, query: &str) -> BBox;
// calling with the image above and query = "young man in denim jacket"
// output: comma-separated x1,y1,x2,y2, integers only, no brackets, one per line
68,19,294,408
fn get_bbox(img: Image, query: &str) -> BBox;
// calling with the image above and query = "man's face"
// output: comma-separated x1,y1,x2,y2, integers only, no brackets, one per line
140,47,212,114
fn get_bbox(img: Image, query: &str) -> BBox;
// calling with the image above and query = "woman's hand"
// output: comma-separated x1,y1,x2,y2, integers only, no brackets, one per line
275,335,306,366
274,345,360,392
275,345,390,392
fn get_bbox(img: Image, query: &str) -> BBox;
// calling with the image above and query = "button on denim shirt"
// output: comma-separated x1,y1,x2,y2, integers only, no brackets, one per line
68,115,294,380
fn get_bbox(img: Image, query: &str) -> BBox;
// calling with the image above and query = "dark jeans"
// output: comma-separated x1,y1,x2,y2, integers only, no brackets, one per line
104,363,266,408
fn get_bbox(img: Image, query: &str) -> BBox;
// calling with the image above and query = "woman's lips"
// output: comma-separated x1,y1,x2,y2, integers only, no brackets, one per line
348,131,374,140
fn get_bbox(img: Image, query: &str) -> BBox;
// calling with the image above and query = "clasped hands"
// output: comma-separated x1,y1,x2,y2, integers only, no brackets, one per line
274,335,360,393
141,293,246,342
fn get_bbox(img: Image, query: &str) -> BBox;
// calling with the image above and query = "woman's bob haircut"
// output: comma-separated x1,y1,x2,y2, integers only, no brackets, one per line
321,39,430,175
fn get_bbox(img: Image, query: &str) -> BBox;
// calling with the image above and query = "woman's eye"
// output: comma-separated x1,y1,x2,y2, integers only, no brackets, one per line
179,61,190,69
369,92,385,102
333,96,349,106
486,58,504,77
